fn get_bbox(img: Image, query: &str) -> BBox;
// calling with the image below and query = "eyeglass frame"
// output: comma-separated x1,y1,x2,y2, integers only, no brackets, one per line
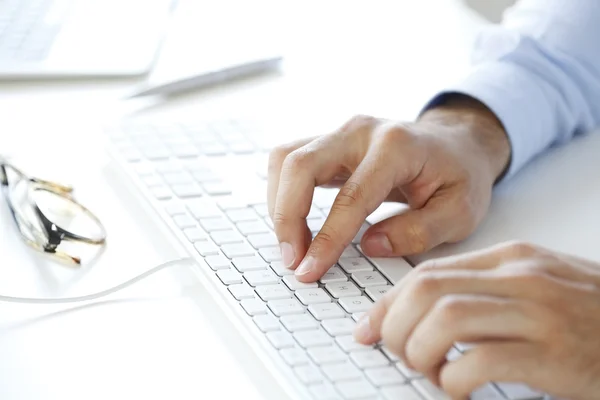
0,159,107,266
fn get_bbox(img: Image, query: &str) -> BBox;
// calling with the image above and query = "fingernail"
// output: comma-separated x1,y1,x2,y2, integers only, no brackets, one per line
363,233,393,256
280,242,295,269
354,315,375,342
295,256,316,276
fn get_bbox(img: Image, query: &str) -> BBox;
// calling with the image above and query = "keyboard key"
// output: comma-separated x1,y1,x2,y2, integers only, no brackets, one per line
202,143,228,155
280,314,319,332
351,313,365,322
226,208,258,222
340,246,361,258
381,346,400,362
308,383,341,400
283,275,319,290
259,246,283,262
339,258,373,273
194,241,220,256
496,383,545,400
308,346,347,365
365,285,393,302
172,214,197,229
210,229,244,245
222,243,255,258
172,183,203,198
240,298,268,316
339,296,373,313
325,281,361,298
352,223,370,244
320,266,347,283
270,261,294,276
182,227,206,242
296,288,332,305
192,170,220,182
252,203,270,217
171,144,199,158
199,217,231,231
351,270,387,288
232,256,268,272
308,303,346,320
247,232,278,248
255,283,291,301
268,298,305,316
313,189,338,208
396,361,422,379
335,379,377,399
205,254,231,270
322,362,362,382
216,196,248,210
202,182,232,195
350,350,389,368
307,206,324,219
164,202,187,216
253,314,280,332
162,171,194,185
471,385,505,400
336,335,374,352
187,201,221,219
142,174,163,187
294,329,333,348
217,269,243,285
371,256,414,284
237,220,269,235
307,218,327,232
280,347,310,367
150,185,172,200
321,318,356,336
413,379,451,400
381,385,422,400
244,270,279,286
294,365,323,384
267,331,295,349
228,284,256,300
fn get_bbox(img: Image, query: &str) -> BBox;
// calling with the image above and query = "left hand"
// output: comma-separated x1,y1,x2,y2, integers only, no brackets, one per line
353,241,600,400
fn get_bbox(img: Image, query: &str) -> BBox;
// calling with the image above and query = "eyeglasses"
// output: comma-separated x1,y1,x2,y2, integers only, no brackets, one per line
0,159,107,266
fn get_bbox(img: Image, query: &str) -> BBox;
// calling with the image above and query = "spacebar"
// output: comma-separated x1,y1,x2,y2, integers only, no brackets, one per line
369,256,414,284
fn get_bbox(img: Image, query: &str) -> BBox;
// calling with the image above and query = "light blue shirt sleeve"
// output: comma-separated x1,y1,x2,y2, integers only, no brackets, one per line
424,0,600,180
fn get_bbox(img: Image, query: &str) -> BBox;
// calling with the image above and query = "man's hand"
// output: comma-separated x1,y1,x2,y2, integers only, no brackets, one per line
267,95,511,282
354,241,600,399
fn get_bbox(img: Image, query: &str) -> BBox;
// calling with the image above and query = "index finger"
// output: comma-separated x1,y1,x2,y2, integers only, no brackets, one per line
271,135,352,270
294,148,397,282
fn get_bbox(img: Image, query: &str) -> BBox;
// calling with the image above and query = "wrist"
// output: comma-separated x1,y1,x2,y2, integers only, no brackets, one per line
418,94,511,184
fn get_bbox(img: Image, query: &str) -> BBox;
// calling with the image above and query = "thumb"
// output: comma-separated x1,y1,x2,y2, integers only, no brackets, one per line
360,195,464,257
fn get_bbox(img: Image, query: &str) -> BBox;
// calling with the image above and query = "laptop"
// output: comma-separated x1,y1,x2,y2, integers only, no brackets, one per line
0,0,176,79
103,116,547,400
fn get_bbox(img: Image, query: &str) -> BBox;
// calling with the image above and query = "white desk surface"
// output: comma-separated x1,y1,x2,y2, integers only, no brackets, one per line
1,1,598,399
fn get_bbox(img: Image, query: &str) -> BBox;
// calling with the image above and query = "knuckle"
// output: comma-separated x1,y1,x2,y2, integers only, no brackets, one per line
404,338,426,372
408,273,441,301
343,114,377,131
268,144,294,170
434,295,471,324
271,211,291,228
377,124,415,146
502,240,540,258
405,221,431,254
283,148,313,172
330,182,368,218
310,228,344,254
380,316,403,355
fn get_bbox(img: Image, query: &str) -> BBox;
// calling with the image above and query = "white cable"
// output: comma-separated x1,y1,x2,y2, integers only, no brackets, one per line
0,257,193,304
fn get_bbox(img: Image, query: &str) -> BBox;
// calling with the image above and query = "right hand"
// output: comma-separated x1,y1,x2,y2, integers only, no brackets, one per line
267,95,511,282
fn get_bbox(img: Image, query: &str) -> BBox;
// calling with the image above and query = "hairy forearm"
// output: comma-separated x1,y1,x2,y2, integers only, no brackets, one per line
418,94,512,183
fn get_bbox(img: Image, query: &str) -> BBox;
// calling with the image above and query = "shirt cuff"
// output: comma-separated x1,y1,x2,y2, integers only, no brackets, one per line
421,61,560,182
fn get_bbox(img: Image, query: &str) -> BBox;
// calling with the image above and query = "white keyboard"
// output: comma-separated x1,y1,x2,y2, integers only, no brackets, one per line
105,118,547,400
